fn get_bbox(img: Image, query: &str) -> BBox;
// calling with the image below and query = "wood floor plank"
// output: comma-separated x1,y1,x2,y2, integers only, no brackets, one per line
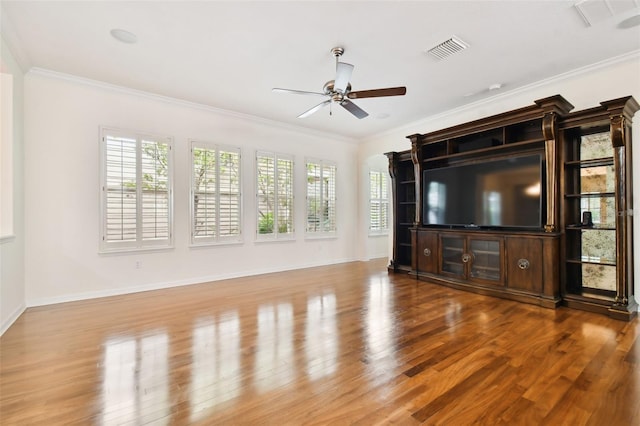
1,259,638,424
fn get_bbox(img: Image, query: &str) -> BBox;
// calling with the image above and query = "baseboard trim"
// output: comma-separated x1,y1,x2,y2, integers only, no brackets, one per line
1,302,26,337
26,258,357,308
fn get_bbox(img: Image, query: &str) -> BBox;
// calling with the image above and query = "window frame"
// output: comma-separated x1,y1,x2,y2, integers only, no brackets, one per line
305,158,337,238
190,141,242,246
255,150,295,242
368,169,389,236
99,127,174,253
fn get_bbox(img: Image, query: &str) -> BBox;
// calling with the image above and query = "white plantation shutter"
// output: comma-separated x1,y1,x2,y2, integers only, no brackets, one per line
141,140,170,240
276,156,294,235
257,153,275,235
306,162,321,233
105,135,137,244
256,151,294,240
101,129,173,252
369,170,389,233
306,159,337,235
219,150,241,238
323,163,337,233
191,142,241,244
192,146,217,239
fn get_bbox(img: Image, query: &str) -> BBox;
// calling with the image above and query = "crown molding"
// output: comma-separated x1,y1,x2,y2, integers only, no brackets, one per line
26,67,359,145
369,49,640,142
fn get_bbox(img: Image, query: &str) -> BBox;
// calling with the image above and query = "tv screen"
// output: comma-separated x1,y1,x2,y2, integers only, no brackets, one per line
423,154,543,228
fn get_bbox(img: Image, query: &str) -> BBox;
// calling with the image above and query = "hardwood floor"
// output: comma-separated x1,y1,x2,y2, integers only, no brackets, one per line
1,259,638,425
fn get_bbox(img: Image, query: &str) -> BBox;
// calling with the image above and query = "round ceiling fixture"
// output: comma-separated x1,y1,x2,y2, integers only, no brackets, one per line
110,29,137,44
618,14,640,29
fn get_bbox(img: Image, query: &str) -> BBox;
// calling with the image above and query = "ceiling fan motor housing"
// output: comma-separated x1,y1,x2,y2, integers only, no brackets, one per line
323,80,352,98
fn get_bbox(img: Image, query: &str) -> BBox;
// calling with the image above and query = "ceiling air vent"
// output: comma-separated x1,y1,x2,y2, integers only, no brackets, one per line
573,0,638,27
427,36,469,60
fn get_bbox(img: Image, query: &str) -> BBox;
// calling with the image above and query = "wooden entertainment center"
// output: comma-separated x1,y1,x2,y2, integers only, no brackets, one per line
387,95,638,320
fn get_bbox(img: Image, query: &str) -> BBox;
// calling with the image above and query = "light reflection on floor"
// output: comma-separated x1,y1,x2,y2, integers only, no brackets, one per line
254,303,294,393
306,293,338,381
189,311,240,422
99,285,399,422
101,332,169,426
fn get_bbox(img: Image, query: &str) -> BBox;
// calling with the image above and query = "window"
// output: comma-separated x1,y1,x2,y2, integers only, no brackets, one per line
306,159,336,236
100,128,173,252
256,151,294,240
369,170,389,234
191,142,241,245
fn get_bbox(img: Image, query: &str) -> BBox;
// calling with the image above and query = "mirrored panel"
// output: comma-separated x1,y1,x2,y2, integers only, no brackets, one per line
581,229,616,265
582,264,616,291
580,165,615,193
580,131,612,161
580,196,616,227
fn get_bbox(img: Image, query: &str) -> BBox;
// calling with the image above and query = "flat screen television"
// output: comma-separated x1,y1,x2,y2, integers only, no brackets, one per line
422,154,544,229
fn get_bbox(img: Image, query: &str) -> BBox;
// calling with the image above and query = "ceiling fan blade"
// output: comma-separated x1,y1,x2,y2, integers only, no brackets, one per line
273,88,327,97
340,99,369,119
298,99,331,118
347,86,407,99
334,62,354,93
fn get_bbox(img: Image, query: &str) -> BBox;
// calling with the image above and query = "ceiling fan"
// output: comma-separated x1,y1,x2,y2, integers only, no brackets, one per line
273,47,406,119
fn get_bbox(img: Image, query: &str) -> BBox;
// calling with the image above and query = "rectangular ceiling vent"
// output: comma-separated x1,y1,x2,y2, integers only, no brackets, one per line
427,36,469,60
574,0,637,26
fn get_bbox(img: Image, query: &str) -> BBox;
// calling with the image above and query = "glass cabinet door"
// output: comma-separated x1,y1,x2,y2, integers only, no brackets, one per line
441,236,464,276
469,239,501,281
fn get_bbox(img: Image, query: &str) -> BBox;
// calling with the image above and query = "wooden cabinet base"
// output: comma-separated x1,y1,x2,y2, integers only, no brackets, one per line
416,272,562,309
562,295,639,321
410,228,561,309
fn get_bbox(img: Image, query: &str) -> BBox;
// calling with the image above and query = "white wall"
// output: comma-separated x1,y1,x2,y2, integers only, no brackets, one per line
358,53,640,307
359,153,390,261
0,36,26,334
23,71,359,306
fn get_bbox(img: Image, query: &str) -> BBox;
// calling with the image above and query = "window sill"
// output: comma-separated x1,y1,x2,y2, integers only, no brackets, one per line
368,232,389,237
99,245,175,255
304,233,338,241
255,236,296,244
189,240,244,249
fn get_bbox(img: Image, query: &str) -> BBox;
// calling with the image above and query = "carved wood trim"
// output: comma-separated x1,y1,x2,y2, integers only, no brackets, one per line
613,146,628,305
410,137,421,226
610,115,626,148
385,152,399,271
543,112,557,233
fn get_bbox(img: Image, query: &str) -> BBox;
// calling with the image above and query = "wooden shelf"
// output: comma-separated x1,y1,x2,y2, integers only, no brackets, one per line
564,192,615,198
566,225,616,231
423,138,545,164
564,157,613,168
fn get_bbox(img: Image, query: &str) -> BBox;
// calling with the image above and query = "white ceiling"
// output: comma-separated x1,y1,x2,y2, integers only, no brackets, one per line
2,1,640,140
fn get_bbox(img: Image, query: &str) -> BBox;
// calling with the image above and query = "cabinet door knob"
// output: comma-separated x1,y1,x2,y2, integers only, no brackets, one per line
423,248,431,257
518,258,530,270
462,253,472,263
